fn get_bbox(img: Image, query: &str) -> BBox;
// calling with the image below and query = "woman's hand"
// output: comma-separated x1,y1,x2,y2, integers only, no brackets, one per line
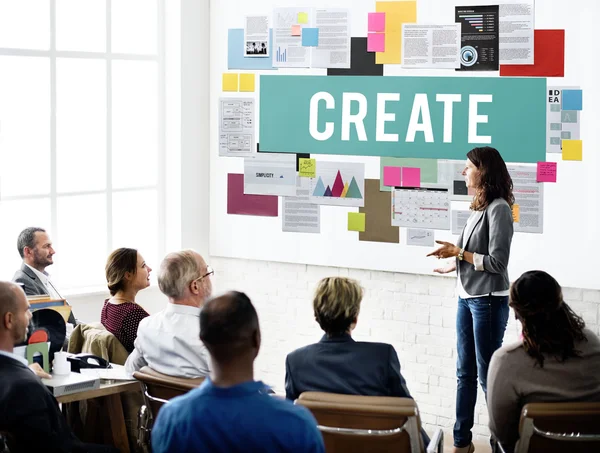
427,240,460,259
433,262,457,274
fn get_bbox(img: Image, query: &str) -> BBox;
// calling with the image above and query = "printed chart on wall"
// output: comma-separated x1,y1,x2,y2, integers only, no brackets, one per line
508,164,543,233
546,86,581,153
309,162,365,207
218,98,255,157
392,186,450,230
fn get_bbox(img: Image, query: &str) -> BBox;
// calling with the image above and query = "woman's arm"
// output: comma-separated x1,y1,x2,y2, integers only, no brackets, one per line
482,202,514,274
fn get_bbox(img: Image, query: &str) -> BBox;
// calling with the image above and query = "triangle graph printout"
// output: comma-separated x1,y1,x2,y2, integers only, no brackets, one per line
309,162,365,207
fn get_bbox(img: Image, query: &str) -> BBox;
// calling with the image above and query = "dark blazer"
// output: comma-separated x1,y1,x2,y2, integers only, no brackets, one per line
0,354,84,453
13,263,76,325
285,333,412,401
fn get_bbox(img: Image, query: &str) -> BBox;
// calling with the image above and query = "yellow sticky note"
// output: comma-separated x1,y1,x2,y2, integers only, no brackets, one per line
239,73,255,92
348,212,366,232
512,204,520,223
376,32,401,64
562,139,583,161
299,158,316,178
375,1,416,63
222,73,238,92
298,12,308,24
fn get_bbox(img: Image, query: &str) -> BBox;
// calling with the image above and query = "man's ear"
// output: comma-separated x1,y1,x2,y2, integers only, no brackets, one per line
3,312,13,330
252,328,261,351
23,246,32,258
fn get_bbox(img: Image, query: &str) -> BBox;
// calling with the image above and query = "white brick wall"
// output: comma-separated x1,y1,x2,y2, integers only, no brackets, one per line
210,256,600,442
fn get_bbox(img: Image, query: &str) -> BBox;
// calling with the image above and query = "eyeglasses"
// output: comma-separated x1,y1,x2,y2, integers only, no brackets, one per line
193,265,214,283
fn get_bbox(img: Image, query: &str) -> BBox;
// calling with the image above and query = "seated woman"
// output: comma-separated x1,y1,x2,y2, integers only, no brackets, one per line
100,248,152,353
487,270,600,452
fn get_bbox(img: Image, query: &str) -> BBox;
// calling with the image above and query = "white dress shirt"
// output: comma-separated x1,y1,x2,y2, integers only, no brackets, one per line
125,303,211,378
25,264,62,300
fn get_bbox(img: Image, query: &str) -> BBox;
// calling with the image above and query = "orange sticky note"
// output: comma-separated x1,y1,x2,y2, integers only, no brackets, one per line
222,73,238,91
562,139,582,161
375,1,416,64
512,204,520,223
291,25,301,36
239,73,255,92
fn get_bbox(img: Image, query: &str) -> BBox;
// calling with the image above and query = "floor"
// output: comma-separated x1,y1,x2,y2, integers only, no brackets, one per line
443,437,492,453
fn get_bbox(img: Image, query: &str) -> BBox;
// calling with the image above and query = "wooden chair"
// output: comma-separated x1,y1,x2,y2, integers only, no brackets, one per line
132,366,204,452
498,402,600,453
295,392,444,453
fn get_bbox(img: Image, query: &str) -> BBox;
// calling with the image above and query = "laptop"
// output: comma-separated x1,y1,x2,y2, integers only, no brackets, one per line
42,372,101,397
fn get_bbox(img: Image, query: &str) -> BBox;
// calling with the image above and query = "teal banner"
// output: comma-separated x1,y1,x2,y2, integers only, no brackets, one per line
259,75,546,163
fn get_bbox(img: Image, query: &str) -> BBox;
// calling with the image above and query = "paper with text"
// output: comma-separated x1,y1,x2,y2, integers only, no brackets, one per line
219,98,255,157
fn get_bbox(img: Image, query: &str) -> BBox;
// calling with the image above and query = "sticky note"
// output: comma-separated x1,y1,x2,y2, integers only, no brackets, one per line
222,73,238,91
299,158,316,178
367,33,385,52
375,0,416,64
239,73,255,92
348,212,366,232
298,12,308,24
562,139,583,161
562,89,582,111
536,162,557,183
291,25,301,36
376,32,401,64
401,167,421,187
302,28,319,47
512,204,520,223
383,166,401,187
368,12,385,32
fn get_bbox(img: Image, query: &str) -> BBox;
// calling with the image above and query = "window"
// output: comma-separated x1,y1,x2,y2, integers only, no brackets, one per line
0,0,165,292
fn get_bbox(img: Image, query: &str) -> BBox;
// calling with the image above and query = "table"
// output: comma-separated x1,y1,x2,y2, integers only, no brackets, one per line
58,380,140,453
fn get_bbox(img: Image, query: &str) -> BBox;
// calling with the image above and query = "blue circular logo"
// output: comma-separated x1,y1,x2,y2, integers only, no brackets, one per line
460,46,478,67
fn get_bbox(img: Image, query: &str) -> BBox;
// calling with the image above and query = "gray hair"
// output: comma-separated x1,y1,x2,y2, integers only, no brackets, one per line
158,250,203,299
17,227,46,259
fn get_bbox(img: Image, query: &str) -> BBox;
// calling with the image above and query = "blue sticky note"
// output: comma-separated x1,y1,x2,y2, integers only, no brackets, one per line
228,29,277,70
562,89,582,111
302,28,319,47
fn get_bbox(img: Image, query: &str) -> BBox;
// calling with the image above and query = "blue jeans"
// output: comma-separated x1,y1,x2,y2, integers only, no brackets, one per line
454,296,509,448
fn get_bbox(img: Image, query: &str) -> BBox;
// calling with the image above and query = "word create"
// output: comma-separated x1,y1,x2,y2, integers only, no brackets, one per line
309,92,492,144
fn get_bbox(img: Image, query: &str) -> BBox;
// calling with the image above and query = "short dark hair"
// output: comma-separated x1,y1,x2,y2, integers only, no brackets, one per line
200,291,259,363
510,270,587,367
467,146,514,211
105,248,138,296
17,227,46,259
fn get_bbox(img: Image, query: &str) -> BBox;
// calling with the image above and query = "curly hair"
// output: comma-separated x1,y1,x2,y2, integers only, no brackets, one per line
510,270,587,368
467,146,515,211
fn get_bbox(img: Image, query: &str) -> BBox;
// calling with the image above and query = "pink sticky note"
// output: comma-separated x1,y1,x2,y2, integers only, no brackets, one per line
367,33,385,52
401,167,421,187
383,166,401,187
291,25,301,36
537,162,557,183
368,12,385,32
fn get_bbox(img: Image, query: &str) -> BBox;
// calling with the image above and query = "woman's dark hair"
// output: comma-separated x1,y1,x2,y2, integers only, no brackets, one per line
510,270,587,368
467,146,514,211
105,248,138,296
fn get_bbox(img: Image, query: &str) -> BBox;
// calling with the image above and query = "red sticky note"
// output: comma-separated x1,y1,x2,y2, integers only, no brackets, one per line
500,30,565,77
383,166,401,187
401,167,421,187
227,174,278,216
368,12,385,32
367,33,385,52
536,162,557,183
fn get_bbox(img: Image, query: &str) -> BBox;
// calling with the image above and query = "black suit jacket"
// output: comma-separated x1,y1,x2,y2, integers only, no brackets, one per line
285,333,412,401
13,263,76,325
0,354,84,453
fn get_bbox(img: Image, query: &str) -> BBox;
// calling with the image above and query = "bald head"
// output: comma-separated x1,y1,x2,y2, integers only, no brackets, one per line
0,281,31,347
200,291,260,363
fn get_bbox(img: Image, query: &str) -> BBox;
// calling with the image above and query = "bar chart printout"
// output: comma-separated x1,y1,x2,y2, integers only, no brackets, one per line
455,5,499,71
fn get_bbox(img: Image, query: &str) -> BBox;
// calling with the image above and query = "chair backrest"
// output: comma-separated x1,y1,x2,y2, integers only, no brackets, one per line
517,402,600,453
296,392,423,453
133,366,204,418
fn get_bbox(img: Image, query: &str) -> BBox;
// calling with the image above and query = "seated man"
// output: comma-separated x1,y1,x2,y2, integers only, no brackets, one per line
285,277,429,446
488,270,600,453
0,281,115,453
13,227,76,325
151,291,325,453
125,250,212,378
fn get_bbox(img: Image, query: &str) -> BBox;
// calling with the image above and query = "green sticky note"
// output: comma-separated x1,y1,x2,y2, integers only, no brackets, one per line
299,158,316,177
348,212,366,232
298,12,308,24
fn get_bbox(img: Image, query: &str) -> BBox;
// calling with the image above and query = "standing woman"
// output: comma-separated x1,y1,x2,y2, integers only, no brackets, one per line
101,247,152,353
427,146,514,453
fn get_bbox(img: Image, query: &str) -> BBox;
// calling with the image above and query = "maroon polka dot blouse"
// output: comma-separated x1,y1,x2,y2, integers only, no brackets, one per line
100,299,150,353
